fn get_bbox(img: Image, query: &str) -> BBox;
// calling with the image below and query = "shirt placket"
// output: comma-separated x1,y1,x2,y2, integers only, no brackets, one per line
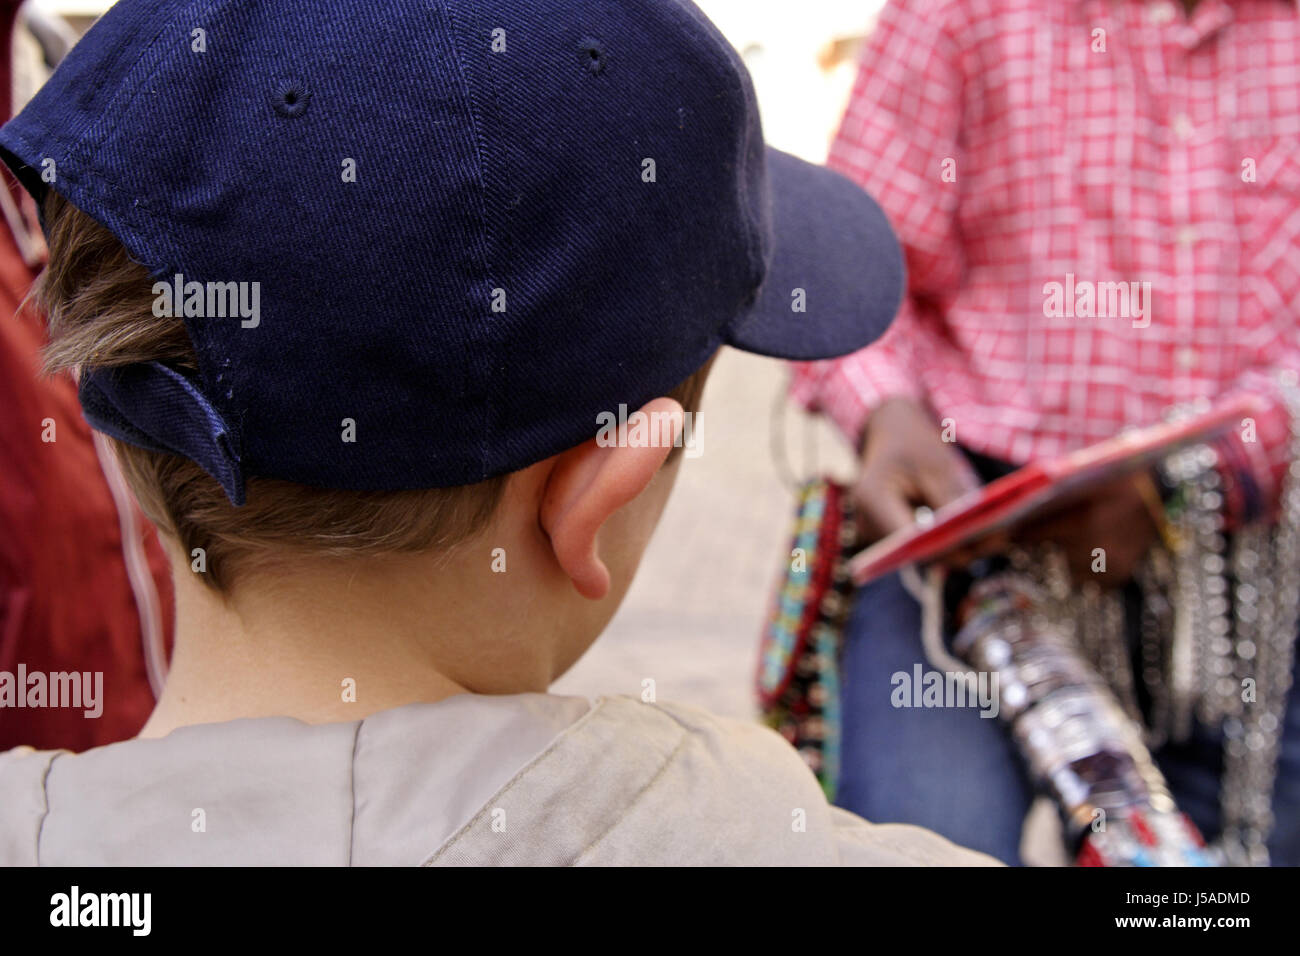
1151,0,1231,408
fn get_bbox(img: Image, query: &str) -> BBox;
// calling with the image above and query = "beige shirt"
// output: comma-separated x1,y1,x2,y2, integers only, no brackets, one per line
0,693,997,866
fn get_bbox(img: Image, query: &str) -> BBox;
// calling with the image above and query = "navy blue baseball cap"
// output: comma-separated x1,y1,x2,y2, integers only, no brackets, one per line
0,0,903,505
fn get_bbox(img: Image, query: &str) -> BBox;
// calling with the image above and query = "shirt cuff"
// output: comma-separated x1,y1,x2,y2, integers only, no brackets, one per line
789,351,923,450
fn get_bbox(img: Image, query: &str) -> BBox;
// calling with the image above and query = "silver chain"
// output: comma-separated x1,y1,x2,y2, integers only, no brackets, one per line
1017,381,1300,865
1154,382,1300,865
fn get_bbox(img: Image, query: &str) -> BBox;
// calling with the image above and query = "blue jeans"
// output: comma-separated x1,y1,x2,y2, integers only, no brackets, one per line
836,571,1300,865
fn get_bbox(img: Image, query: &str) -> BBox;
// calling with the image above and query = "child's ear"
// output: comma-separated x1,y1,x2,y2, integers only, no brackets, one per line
539,397,683,600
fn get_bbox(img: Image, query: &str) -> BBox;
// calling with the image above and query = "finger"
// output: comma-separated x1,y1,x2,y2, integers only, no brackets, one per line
939,529,1011,569
1014,505,1092,546
917,450,981,508
851,477,917,544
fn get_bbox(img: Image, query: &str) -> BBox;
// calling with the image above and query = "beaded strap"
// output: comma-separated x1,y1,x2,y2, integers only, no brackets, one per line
757,479,857,799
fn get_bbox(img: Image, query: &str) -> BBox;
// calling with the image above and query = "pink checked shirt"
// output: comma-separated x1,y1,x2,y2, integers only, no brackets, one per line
792,0,1300,512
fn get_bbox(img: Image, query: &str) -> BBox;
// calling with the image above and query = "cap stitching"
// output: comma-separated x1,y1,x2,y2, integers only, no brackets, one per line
10,0,263,454
440,0,499,481
662,0,767,298
61,0,248,396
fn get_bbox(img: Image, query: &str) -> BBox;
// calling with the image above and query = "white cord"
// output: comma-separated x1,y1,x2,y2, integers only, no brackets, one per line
901,563,973,675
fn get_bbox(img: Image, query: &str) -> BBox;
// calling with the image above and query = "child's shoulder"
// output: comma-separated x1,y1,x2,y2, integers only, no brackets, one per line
0,745,64,865
430,694,997,866
592,694,820,788
429,695,839,865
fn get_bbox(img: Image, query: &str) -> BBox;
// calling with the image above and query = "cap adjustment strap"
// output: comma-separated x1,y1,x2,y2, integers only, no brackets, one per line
79,362,246,506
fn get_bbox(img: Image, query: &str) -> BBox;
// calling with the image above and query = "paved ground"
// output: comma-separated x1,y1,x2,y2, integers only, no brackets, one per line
552,348,854,717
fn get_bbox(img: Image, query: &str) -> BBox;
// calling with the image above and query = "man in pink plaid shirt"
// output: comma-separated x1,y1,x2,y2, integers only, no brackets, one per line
794,0,1300,863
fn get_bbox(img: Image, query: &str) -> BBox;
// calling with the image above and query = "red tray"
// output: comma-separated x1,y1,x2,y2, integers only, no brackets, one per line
849,395,1267,585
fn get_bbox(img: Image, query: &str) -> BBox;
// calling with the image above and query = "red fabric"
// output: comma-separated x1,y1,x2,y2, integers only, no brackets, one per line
0,8,174,751
792,0,1300,514
0,222,175,751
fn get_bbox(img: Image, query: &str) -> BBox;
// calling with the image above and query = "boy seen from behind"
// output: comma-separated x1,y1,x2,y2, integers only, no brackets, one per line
0,0,993,866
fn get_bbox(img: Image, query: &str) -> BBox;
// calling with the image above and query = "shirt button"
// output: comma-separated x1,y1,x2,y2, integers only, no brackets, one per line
1150,1,1177,24
1172,114,1194,140
1176,348,1197,369
1176,226,1198,246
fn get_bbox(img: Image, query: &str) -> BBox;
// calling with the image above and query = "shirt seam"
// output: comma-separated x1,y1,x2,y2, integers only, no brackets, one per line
419,696,603,866
33,749,61,866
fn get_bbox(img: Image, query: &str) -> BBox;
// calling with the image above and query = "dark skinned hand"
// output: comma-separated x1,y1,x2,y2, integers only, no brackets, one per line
1012,472,1160,585
851,397,982,544
853,399,1160,583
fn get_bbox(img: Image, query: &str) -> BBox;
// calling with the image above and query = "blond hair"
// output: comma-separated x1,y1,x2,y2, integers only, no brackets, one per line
36,193,711,592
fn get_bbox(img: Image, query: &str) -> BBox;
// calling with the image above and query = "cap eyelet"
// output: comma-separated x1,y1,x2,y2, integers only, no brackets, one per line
271,79,311,118
579,38,607,74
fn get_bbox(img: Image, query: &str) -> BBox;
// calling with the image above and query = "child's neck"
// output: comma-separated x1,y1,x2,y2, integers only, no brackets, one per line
138,551,556,738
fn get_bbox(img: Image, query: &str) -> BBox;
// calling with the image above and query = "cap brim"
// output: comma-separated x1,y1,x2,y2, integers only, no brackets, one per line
725,147,904,361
